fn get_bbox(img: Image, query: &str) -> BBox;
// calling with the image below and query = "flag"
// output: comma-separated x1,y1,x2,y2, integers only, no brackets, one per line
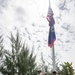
47,7,56,47
46,7,55,24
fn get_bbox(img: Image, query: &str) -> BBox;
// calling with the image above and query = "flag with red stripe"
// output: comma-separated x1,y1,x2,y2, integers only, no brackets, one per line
47,7,56,47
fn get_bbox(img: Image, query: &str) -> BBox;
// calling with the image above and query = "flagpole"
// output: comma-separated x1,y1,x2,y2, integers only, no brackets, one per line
49,0,50,8
48,0,56,75
51,45,56,75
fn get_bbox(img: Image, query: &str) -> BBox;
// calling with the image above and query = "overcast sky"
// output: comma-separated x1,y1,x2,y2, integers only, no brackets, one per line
0,0,75,69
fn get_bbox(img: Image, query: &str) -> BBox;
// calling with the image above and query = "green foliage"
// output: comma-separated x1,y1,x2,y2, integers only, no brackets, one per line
0,33,75,75
55,65,62,75
0,32,37,75
0,35,4,58
61,62,74,75
41,62,75,75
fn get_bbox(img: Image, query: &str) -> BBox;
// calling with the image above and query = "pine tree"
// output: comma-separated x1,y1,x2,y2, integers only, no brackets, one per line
0,35,4,75
0,35,4,59
0,31,37,75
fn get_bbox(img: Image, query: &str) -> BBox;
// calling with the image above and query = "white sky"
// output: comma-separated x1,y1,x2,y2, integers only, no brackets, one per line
0,0,75,69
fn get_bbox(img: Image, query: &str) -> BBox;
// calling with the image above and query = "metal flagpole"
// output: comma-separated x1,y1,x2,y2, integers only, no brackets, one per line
51,45,56,75
49,0,50,8
48,0,56,75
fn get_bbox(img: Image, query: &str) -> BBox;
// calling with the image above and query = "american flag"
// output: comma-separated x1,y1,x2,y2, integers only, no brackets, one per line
47,7,56,47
